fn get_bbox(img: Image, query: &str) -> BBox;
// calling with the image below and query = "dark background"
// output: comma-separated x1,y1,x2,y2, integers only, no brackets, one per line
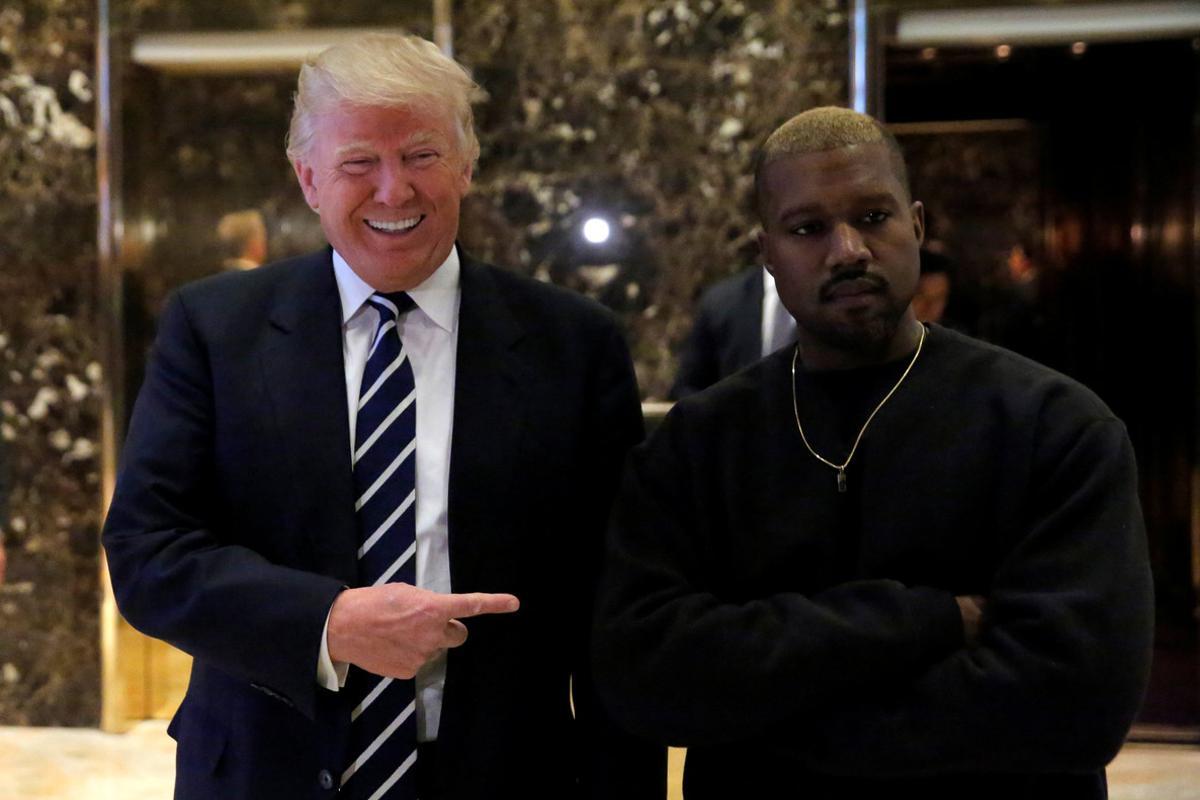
887,36,1199,733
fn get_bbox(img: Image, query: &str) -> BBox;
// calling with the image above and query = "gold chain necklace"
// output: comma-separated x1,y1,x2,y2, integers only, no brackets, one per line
790,324,926,493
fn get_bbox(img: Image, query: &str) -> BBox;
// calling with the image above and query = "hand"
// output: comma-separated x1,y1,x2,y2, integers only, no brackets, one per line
327,583,519,679
955,595,987,646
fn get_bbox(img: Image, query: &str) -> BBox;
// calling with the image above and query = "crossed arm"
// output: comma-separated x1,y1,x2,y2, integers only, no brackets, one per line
791,419,1153,776
593,416,967,746
594,409,1152,774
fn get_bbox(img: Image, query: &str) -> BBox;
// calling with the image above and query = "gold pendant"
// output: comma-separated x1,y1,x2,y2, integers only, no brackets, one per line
791,325,926,499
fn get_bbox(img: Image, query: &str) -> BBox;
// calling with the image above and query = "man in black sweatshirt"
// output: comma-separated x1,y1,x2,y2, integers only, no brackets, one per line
594,106,1153,799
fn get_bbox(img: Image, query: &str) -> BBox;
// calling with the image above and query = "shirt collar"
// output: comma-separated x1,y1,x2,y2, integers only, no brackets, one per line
332,246,461,333
761,265,777,295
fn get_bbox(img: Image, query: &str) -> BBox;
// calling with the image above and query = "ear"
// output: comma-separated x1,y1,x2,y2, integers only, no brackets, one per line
910,200,925,246
757,228,775,276
293,159,319,211
457,160,473,196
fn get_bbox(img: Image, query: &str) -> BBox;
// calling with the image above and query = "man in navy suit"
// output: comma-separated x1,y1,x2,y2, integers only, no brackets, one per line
669,266,795,399
103,34,663,800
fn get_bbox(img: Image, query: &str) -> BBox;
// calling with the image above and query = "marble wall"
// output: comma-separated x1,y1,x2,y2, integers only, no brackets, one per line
454,0,848,397
0,0,103,726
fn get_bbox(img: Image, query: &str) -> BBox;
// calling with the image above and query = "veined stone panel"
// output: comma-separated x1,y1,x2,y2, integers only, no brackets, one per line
454,0,849,398
0,0,103,726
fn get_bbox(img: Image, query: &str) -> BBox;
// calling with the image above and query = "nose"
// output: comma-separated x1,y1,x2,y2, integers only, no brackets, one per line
826,222,871,269
374,163,416,206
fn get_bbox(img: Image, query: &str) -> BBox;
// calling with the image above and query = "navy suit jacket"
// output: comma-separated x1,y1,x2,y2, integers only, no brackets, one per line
102,249,663,799
669,267,763,400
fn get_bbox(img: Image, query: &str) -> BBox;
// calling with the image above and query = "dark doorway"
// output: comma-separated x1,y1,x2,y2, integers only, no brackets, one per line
886,37,1200,737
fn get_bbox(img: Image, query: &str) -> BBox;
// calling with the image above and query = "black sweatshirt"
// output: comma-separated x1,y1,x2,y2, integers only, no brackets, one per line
595,324,1153,799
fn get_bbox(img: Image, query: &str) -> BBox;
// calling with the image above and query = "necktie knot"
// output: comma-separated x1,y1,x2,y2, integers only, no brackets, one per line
370,292,416,321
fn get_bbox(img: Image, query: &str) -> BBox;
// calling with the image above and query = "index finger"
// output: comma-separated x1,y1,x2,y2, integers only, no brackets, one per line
439,592,520,619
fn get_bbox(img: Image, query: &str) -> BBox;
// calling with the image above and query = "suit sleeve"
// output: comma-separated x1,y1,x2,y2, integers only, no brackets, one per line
592,404,965,748
569,321,668,799
102,291,344,720
793,415,1154,775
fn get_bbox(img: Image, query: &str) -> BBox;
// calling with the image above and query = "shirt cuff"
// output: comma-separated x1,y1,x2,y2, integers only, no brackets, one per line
316,602,350,691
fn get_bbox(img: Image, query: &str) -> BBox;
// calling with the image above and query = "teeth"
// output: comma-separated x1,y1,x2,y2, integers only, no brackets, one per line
366,216,420,232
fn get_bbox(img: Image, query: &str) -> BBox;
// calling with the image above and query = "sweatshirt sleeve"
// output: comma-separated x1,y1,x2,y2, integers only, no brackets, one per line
792,415,1154,775
592,404,965,747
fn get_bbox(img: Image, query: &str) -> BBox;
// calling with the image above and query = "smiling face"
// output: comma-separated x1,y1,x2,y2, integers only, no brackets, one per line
292,102,472,291
757,142,925,368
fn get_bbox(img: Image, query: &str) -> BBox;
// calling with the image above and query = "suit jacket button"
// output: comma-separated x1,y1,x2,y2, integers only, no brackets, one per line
318,769,334,790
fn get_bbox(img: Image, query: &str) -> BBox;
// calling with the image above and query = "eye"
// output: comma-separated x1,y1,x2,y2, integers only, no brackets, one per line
862,209,891,224
407,150,439,166
790,220,824,236
340,158,374,175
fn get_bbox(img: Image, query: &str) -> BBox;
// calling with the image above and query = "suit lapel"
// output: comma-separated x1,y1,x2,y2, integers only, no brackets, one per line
261,250,358,584
437,252,525,778
446,253,526,593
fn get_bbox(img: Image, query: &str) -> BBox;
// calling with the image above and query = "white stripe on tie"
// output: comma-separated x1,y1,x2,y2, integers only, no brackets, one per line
366,750,418,800
340,700,416,786
359,350,410,411
355,440,417,511
355,389,416,463
351,677,393,722
372,542,417,587
358,491,416,559
366,318,397,361
374,295,402,316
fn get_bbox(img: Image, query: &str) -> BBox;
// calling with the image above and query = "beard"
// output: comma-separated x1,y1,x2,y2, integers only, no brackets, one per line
797,267,909,357
805,298,908,358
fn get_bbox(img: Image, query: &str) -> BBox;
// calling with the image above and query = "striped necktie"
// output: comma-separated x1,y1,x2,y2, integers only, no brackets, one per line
341,292,419,800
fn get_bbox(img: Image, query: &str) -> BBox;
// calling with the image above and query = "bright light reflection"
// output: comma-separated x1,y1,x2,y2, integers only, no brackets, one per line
582,217,611,244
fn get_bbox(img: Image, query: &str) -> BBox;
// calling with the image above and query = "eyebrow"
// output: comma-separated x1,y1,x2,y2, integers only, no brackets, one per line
333,132,443,159
406,131,439,147
333,141,373,158
777,192,900,220
776,202,821,220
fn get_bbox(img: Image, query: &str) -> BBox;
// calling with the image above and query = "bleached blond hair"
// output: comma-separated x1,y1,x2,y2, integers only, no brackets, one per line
753,106,911,215
285,33,481,166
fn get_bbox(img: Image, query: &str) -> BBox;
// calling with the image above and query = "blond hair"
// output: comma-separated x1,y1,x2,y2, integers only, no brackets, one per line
753,106,910,214
285,34,481,166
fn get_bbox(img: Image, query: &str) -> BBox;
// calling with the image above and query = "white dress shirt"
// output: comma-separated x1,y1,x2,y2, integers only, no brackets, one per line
760,267,797,357
317,246,461,742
